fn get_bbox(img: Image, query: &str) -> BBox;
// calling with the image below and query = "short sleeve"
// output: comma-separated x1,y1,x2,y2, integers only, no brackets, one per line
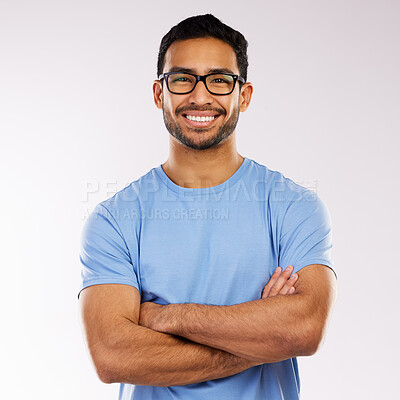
78,203,140,299
278,191,336,277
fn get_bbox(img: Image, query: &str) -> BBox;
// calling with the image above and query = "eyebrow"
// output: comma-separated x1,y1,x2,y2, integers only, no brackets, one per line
166,66,236,75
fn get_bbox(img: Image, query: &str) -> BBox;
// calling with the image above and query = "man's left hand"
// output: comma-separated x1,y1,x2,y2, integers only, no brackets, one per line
261,265,298,299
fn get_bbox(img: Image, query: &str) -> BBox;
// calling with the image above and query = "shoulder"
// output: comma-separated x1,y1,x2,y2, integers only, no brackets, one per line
87,166,161,231
246,158,319,210
101,167,159,212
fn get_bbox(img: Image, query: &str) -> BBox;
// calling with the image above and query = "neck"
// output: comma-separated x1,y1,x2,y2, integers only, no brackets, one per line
162,133,244,189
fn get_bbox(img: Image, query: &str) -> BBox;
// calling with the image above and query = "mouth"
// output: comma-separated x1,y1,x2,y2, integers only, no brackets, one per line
181,112,221,128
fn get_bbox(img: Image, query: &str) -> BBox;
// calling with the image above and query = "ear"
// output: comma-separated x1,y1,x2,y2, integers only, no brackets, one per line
153,80,163,109
239,82,253,112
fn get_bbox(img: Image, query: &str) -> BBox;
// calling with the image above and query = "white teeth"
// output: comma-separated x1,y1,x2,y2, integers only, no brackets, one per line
185,115,216,122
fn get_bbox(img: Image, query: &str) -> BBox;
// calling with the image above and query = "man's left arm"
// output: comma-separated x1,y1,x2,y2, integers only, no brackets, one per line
140,264,337,364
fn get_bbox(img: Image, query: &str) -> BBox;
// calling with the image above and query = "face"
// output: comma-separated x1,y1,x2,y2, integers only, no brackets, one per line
153,37,253,151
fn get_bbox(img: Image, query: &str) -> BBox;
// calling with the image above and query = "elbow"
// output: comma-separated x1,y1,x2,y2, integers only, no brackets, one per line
299,338,320,357
97,366,115,384
254,321,328,362
298,323,326,357
96,362,168,387
90,346,125,384
93,350,158,386
96,360,133,385
92,355,119,384
94,355,139,385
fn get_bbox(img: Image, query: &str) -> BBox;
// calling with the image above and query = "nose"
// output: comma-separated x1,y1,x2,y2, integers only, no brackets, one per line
187,79,214,105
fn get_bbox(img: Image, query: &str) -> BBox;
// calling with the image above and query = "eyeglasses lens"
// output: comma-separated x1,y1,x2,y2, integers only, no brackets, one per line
167,73,235,94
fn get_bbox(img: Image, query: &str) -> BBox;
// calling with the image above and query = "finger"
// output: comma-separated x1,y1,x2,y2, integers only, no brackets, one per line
278,273,298,295
262,267,282,299
262,267,281,299
268,265,294,297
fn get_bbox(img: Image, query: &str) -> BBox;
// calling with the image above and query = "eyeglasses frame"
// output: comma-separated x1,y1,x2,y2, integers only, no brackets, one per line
158,71,246,96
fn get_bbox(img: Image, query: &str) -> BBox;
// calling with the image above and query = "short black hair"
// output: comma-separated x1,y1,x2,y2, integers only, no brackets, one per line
157,14,249,82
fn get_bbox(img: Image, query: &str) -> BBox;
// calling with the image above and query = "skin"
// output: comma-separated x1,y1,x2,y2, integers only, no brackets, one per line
79,36,337,386
79,268,296,386
152,37,253,189
139,265,336,363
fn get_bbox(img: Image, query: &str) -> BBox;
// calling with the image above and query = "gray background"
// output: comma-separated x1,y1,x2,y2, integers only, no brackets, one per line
1,0,399,398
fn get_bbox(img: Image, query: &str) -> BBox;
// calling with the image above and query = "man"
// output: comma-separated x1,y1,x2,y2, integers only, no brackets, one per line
79,14,337,400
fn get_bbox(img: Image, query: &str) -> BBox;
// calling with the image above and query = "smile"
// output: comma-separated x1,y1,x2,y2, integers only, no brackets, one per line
182,113,221,128
185,115,216,122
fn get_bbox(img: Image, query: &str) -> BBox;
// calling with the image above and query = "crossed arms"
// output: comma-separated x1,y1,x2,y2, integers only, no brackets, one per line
79,264,336,387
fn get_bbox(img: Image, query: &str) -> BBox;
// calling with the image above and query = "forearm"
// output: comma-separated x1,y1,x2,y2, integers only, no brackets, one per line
150,294,319,363
99,318,258,386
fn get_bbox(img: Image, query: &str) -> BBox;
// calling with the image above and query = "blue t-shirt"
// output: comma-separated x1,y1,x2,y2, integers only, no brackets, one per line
79,157,334,400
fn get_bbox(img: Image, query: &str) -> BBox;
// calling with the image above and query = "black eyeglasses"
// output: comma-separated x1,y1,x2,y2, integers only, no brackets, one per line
158,72,246,96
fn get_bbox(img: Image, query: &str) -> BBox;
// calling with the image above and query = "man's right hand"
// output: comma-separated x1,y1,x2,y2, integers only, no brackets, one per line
261,266,298,299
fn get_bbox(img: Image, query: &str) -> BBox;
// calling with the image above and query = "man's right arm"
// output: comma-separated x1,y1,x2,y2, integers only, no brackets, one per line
79,283,257,387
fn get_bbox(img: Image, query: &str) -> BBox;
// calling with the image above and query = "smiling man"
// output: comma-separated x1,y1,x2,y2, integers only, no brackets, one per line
78,14,337,400
159,38,245,152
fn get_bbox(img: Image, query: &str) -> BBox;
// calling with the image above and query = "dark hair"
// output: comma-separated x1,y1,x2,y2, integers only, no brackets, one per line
157,14,249,82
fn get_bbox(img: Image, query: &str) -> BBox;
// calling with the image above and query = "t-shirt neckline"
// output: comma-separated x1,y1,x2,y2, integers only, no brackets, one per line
155,157,250,196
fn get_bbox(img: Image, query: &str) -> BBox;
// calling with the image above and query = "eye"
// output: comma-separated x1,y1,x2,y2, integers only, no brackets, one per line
212,78,228,83
169,73,195,84
173,76,189,82
208,74,234,85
